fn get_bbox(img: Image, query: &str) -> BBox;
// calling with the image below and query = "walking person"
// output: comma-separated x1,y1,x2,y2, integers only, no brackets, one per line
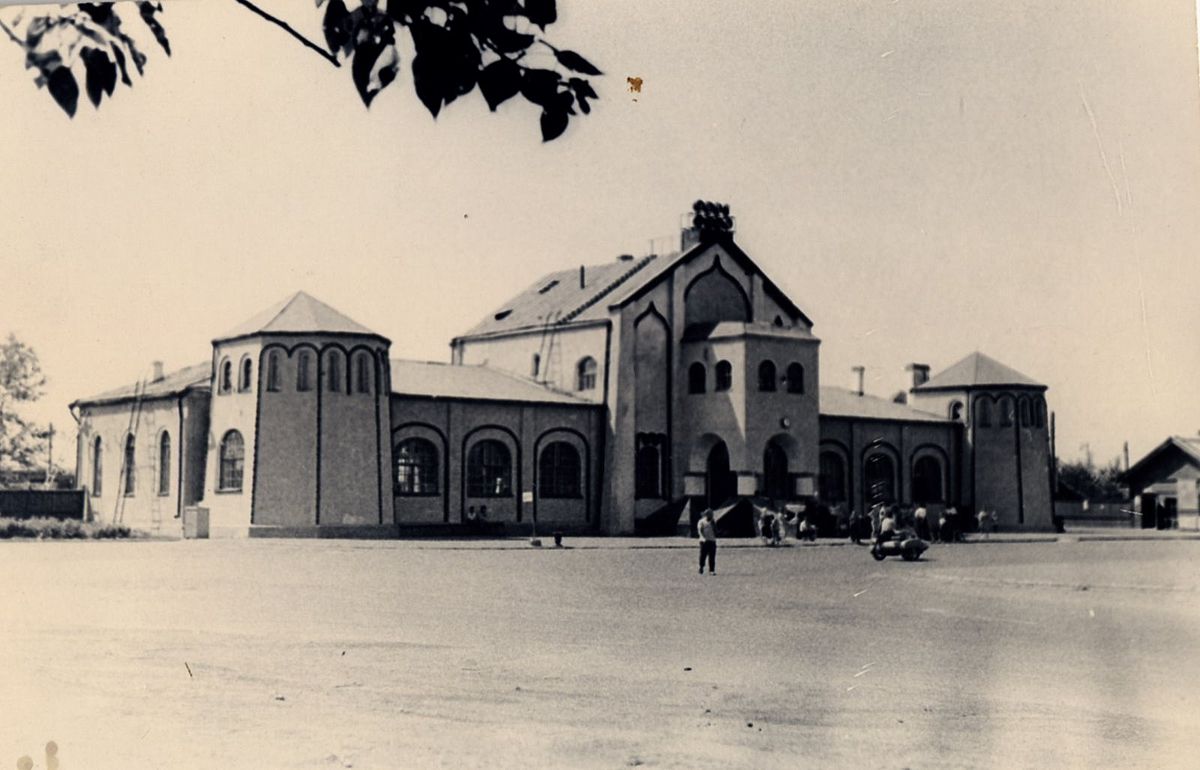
698,509,717,575
976,508,990,540
914,504,929,541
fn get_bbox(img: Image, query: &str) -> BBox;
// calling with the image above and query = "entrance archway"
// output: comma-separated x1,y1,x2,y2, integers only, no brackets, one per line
864,452,897,505
763,440,789,501
707,441,736,508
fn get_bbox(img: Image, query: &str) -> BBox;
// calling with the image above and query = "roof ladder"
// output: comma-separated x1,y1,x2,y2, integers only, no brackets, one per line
112,377,147,525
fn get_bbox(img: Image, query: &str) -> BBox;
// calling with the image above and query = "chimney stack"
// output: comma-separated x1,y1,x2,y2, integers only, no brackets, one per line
579,265,586,289
906,362,930,389
851,366,865,397
151,360,165,383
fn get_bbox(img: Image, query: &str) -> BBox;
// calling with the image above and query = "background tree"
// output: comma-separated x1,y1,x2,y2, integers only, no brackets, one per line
0,0,600,141
0,334,48,474
1057,457,1126,502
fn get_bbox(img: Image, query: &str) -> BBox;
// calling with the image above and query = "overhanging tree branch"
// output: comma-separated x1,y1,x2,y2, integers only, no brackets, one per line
232,0,340,68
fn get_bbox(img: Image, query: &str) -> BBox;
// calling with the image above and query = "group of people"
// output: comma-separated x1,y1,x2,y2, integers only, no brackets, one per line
758,510,818,546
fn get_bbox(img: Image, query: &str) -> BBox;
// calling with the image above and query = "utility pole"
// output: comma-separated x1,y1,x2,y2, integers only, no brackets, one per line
1123,441,1130,472
45,422,54,488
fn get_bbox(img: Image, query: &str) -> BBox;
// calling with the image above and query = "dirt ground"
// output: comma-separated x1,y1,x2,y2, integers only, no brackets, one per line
1,537,1196,769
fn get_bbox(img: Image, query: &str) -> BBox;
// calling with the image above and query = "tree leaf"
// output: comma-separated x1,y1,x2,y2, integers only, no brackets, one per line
137,2,171,56
322,0,351,57
411,53,442,117
81,47,117,107
540,108,568,142
520,68,560,107
524,0,557,29
47,67,79,117
351,40,383,106
554,49,601,76
478,58,521,111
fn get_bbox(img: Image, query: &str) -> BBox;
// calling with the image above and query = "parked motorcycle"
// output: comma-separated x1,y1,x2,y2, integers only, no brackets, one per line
870,530,929,562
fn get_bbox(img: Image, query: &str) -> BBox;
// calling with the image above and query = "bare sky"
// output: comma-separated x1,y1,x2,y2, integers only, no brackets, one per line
2,0,1198,469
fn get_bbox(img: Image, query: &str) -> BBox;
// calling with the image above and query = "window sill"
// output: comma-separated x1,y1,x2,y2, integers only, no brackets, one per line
539,494,583,500
394,491,442,498
215,487,243,495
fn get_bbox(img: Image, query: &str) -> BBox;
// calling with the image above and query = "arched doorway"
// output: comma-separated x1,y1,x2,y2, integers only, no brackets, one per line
864,452,896,505
707,441,736,508
763,440,789,501
911,454,945,503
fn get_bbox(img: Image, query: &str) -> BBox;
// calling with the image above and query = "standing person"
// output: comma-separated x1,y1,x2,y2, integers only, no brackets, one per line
848,508,863,544
772,512,784,545
698,509,717,574
976,508,990,540
914,504,929,540
876,508,897,546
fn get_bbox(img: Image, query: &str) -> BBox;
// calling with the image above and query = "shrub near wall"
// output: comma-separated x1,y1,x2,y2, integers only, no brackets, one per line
0,517,133,539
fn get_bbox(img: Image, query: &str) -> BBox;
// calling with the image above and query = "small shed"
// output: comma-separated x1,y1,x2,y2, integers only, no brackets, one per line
1121,436,1200,531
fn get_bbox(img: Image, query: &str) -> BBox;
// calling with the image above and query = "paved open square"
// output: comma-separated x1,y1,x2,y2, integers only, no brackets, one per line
2,538,1197,769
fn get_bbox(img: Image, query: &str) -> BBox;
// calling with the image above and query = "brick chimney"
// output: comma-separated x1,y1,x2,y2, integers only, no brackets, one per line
579,265,586,289
851,366,865,396
906,362,930,389
151,360,165,382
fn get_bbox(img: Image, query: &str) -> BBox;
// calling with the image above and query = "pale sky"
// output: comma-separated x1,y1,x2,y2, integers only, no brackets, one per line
2,0,1198,470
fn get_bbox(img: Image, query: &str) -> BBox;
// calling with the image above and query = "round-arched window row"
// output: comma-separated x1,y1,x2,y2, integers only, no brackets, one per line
258,349,377,395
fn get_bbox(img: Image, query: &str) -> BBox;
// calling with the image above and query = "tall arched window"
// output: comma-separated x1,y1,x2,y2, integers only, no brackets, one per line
327,351,342,392
1035,397,1046,429
912,455,944,503
91,437,103,496
714,360,733,392
999,396,1015,427
467,439,512,497
864,452,896,504
576,357,597,391
355,353,371,394
1019,397,1032,428
758,360,777,392
266,351,281,392
635,444,662,499
688,362,706,394
395,438,439,495
819,451,846,503
219,430,245,492
762,441,789,500
539,441,582,499
239,356,253,392
976,397,992,427
219,359,232,394
297,351,312,391
123,434,136,496
158,431,171,496
786,363,805,394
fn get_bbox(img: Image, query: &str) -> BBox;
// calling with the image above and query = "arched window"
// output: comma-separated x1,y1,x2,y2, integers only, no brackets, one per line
158,431,171,496
327,351,342,392
999,396,1015,427
354,353,371,394
714,360,733,392
949,401,964,421
539,441,582,499
786,363,805,394
91,436,103,496
763,441,789,500
635,443,662,499
218,430,245,492
1035,397,1046,429
912,455,944,503
297,351,312,391
122,434,136,496
219,358,232,394
1019,397,1032,428
688,362,706,394
266,352,281,392
864,452,896,504
239,356,253,392
531,353,541,378
975,397,992,427
819,451,846,503
576,357,597,391
467,439,512,497
395,438,439,495
758,360,777,392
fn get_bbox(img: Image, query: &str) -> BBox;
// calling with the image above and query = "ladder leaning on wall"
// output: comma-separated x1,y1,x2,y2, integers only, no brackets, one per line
536,310,561,386
111,377,146,526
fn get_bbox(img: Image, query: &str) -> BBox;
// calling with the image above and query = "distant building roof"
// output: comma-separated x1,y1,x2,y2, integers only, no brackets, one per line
456,254,662,338
72,361,211,408
914,351,1043,391
1123,435,1200,483
390,360,595,406
215,291,385,343
820,386,951,423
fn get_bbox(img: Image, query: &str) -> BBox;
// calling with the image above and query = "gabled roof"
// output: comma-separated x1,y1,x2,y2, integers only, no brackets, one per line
215,291,384,343
390,360,595,406
456,254,662,338
914,351,1043,391
819,386,951,424
71,361,211,408
1123,436,1200,481
455,236,813,340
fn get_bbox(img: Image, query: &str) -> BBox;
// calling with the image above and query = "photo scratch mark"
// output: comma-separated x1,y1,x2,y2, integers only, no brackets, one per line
184,661,193,678
1079,85,1123,215
627,76,643,94
853,588,869,597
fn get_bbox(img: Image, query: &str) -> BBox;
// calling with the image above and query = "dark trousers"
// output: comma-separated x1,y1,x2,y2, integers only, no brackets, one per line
698,540,717,573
